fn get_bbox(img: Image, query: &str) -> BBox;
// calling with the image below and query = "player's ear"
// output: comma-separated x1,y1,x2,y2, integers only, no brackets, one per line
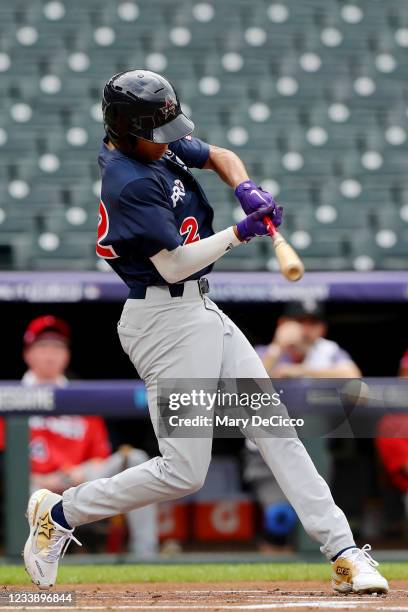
61,352,71,372
115,135,139,156
129,135,139,153
314,322,327,337
23,346,32,367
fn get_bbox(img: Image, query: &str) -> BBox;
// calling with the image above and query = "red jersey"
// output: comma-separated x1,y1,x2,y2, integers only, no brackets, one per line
0,416,111,474
400,350,408,372
0,419,4,451
375,415,408,492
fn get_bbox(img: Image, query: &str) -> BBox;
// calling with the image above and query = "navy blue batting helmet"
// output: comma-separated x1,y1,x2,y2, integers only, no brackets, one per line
102,70,194,150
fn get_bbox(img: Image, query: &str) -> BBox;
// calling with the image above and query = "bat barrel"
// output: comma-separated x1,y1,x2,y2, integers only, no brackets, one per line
262,216,305,282
272,232,305,282
284,263,304,282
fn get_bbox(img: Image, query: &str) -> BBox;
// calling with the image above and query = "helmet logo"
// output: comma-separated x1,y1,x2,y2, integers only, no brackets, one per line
160,98,176,119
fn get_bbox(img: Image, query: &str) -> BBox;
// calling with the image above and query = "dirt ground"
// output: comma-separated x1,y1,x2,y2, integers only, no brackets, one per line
1,581,407,612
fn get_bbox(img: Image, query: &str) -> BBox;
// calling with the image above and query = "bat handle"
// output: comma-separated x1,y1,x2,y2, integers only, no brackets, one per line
263,215,277,237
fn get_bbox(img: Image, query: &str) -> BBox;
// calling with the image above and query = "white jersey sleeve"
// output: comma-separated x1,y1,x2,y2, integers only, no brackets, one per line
150,226,240,284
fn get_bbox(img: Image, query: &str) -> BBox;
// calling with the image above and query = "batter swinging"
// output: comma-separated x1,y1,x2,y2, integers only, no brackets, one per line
24,70,388,595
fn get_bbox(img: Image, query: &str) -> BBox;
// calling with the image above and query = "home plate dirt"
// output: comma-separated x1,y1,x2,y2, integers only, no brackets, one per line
1,582,407,612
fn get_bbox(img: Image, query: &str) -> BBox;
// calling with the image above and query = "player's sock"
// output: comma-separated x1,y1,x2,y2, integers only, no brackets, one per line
51,501,72,530
331,546,356,562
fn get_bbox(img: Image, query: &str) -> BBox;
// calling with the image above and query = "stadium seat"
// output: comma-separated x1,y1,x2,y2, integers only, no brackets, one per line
0,0,407,271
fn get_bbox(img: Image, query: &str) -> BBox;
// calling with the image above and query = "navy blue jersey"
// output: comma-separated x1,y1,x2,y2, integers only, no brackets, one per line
96,136,215,290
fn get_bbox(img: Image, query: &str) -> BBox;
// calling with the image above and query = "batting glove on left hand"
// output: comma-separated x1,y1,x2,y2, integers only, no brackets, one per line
236,204,283,241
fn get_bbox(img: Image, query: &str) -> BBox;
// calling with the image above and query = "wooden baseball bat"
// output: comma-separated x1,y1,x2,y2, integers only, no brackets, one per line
263,216,305,282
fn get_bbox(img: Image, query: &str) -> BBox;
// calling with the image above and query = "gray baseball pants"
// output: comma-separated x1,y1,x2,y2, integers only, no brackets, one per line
31,449,158,557
62,281,355,559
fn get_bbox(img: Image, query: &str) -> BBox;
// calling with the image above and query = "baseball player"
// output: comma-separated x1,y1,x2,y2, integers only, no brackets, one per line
24,70,388,594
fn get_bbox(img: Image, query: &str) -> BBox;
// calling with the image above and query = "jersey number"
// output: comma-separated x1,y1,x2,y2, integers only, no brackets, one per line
96,201,119,259
180,216,200,244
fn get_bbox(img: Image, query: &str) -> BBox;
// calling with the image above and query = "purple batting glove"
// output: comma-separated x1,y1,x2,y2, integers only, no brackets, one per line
235,179,277,215
236,204,284,241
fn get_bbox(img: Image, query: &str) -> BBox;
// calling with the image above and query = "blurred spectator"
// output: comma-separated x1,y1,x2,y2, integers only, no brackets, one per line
0,315,158,557
399,350,408,377
259,301,361,378
375,351,408,517
244,301,361,551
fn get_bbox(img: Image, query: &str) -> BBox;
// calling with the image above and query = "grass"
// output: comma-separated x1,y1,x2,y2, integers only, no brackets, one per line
0,563,407,585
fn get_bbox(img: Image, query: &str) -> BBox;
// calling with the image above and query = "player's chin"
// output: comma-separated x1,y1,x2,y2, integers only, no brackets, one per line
136,139,169,162
152,148,168,160
142,148,168,162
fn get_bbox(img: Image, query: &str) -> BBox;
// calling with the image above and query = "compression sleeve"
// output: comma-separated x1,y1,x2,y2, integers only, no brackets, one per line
150,227,241,284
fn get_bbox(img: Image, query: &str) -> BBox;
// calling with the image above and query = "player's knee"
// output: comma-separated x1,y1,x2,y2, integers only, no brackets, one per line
183,472,206,494
167,461,207,495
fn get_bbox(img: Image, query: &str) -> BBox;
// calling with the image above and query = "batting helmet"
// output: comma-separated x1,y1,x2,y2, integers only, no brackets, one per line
102,70,194,151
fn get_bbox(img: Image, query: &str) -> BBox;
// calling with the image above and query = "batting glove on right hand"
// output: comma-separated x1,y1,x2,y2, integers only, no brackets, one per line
236,204,283,241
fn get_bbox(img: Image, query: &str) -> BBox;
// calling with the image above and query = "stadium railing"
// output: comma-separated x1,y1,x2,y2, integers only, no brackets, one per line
1,270,408,303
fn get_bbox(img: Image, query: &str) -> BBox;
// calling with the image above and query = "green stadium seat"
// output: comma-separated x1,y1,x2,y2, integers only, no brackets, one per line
348,228,408,270
0,213,36,233
29,232,95,270
0,0,407,270
296,256,352,271
214,239,266,271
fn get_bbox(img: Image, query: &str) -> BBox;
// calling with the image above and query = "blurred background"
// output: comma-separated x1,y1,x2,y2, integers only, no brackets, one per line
0,0,407,561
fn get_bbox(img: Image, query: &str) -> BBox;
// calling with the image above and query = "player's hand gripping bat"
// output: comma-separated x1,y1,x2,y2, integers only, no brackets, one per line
263,216,305,282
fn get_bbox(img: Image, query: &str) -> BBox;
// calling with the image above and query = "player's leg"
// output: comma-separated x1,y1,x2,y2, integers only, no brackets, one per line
120,448,159,557
215,300,388,593
61,293,223,526
216,307,354,557
24,289,223,588
70,448,159,556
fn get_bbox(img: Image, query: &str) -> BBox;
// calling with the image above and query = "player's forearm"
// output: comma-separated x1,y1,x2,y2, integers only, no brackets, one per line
150,227,241,284
204,145,249,189
302,363,362,378
262,344,282,376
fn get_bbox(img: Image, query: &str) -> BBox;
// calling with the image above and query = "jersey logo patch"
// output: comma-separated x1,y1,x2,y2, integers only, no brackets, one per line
96,200,119,259
171,179,186,208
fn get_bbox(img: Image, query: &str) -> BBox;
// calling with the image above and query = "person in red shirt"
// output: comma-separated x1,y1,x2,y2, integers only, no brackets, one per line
375,350,408,515
0,316,158,556
29,415,111,492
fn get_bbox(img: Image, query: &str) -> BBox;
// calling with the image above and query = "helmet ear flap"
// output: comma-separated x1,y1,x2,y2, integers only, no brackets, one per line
121,133,139,155
107,131,139,155
103,99,139,153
